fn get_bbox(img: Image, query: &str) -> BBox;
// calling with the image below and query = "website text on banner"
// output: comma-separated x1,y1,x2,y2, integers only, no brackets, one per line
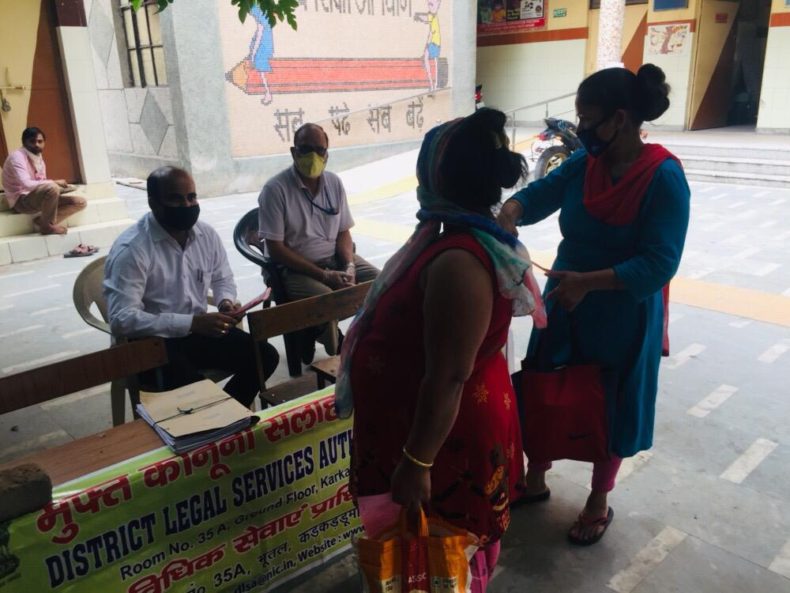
0,389,362,593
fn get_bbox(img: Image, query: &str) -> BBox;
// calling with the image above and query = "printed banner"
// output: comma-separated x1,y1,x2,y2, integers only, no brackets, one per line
0,389,363,593
477,0,547,37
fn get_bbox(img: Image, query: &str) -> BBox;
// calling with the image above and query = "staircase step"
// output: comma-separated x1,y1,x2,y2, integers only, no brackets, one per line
0,198,129,239
683,168,790,188
0,219,135,264
663,144,790,162
676,155,790,177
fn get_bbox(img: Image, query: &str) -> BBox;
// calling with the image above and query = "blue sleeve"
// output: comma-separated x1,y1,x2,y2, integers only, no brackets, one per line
613,160,690,301
511,150,586,225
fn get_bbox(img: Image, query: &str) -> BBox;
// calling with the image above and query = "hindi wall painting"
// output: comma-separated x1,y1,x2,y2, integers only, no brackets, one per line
219,0,453,157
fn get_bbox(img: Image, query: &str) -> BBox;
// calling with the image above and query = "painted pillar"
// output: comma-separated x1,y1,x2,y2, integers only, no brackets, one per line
451,1,477,116
596,0,626,70
158,0,236,197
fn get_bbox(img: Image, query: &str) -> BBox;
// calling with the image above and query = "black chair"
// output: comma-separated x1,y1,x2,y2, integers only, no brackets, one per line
233,208,306,377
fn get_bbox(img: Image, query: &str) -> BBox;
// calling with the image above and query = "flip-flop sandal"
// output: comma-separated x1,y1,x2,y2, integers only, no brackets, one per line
63,243,99,258
567,506,614,546
511,488,551,508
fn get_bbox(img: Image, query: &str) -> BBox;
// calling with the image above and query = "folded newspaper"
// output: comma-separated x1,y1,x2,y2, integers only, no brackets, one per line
136,379,259,454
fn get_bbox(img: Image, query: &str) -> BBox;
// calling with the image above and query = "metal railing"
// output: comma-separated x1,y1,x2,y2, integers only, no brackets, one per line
503,91,577,146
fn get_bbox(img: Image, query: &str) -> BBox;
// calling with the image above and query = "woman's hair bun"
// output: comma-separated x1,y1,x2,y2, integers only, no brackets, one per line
635,63,670,122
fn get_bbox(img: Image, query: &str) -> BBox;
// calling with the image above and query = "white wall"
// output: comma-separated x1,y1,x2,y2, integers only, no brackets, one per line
757,26,790,131
476,40,587,121
642,33,695,130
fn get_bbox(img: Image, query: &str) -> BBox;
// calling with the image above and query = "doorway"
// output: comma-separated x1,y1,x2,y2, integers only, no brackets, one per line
729,0,772,125
0,0,80,181
687,0,772,130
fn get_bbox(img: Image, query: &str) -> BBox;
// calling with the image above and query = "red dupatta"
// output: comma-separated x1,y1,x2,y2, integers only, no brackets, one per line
582,143,680,355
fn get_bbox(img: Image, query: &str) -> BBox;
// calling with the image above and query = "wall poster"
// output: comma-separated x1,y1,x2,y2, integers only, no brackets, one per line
477,0,547,36
647,23,691,55
653,0,689,11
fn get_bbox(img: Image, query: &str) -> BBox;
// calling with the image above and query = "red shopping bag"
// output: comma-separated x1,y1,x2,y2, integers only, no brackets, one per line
517,361,612,464
356,508,478,593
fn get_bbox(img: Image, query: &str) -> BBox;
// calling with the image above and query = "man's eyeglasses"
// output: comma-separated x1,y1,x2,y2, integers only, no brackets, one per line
295,144,328,157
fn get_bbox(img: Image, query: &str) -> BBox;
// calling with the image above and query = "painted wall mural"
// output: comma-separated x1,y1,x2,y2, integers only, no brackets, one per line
220,0,453,157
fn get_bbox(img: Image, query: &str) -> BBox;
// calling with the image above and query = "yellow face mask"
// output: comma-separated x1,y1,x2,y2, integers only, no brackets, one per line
294,152,327,179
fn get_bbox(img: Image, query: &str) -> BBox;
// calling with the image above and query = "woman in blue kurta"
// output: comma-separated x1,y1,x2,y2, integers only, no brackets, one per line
498,64,690,545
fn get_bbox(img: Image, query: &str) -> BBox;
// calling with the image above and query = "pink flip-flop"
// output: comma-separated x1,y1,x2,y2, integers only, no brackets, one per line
63,243,99,258
567,506,614,546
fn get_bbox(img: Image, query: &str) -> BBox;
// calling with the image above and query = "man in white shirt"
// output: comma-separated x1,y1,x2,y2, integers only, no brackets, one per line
258,123,378,359
104,166,278,407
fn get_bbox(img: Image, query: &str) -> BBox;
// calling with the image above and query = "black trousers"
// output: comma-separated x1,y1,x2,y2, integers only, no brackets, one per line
143,328,279,407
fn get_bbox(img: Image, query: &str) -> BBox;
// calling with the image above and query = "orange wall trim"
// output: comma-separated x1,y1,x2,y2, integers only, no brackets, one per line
477,27,589,47
770,13,790,27
622,14,648,72
646,19,697,33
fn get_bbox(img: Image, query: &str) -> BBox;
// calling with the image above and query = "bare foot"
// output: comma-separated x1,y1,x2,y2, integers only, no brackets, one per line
524,468,548,496
39,223,68,235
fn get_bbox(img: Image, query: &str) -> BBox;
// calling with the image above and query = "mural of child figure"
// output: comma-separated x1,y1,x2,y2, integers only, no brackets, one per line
249,5,274,105
414,0,441,92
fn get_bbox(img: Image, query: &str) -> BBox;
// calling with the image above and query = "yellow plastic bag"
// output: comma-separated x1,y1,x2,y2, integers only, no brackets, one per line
356,508,478,593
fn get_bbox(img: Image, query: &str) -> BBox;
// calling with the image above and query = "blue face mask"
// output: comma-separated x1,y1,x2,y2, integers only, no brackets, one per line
577,117,617,158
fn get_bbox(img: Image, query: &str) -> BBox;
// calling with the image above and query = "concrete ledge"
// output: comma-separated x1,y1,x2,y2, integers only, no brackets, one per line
755,127,790,135
0,218,135,262
108,152,181,182
0,197,130,238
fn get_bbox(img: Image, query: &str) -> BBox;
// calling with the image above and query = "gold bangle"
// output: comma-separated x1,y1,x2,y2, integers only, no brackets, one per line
402,446,433,469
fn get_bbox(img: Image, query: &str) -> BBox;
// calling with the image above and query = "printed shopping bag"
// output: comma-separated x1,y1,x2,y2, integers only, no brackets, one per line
356,507,478,593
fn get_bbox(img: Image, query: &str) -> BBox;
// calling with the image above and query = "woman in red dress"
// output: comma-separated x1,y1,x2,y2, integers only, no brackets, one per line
334,109,545,590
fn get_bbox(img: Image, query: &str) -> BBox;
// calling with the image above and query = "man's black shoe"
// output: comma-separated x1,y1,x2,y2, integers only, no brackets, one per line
300,332,316,365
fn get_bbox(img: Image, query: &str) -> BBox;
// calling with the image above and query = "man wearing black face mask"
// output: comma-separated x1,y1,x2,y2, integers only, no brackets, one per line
103,166,279,407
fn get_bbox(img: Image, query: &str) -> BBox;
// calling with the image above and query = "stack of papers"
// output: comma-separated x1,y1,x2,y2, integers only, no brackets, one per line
136,380,258,454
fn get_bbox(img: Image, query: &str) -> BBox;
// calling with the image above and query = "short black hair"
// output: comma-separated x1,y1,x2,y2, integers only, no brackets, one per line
293,123,329,146
577,64,670,126
22,127,45,143
435,108,527,212
147,166,191,202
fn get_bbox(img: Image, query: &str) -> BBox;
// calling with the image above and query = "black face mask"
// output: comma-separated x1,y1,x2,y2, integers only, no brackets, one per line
494,147,524,188
577,117,618,158
158,204,200,231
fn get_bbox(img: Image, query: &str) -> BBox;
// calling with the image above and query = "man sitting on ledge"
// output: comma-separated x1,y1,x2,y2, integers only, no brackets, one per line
2,127,86,235
104,166,279,407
